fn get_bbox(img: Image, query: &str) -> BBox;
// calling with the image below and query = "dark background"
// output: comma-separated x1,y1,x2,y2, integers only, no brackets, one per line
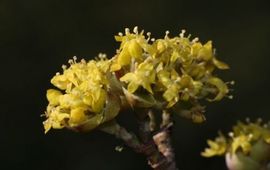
1,0,270,169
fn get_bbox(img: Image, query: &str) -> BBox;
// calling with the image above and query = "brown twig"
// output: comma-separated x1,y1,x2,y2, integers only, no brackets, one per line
152,111,178,170
100,109,178,170
137,110,178,170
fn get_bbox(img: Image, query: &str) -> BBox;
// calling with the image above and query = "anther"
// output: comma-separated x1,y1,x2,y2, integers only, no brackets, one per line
68,59,73,64
228,132,234,137
257,118,263,123
248,133,253,139
146,32,151,41
145,71,150,76
192,37,199,43
133,26,138,34
125,28,130,34
62,65,67,70
73,56,77,62
118,32,123,36
175,77,181,83
180,29,186,38
228,95,233,99
81,59,86,64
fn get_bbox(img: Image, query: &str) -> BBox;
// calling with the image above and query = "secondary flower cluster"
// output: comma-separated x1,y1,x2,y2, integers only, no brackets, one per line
202,119,270,157
43,56,115,133
112,27,230,108
43,27,230,133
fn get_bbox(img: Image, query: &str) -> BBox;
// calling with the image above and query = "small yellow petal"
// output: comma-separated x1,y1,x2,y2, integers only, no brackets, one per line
91,89,106,113
120,73,135,82
51,74,70,90
213,58,230,70
207,77,229,101
128,40,143,59
69,107,88,125
127,81,139,93
46,89,62,105
199,41,213,61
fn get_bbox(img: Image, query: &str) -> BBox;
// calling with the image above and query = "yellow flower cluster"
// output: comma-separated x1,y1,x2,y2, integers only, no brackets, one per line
43,27,230,133
111,27,230,108
43,56,116,133
201,119,270,157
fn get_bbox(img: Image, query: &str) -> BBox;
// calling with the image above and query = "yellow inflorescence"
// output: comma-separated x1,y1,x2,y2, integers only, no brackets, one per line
43,56,112,133
43,27,231,133
201,119,270,157
111,27,230,108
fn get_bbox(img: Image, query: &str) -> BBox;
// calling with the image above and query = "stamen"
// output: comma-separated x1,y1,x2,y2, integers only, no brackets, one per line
192,37,199,43
133,26,138,34
248,133,253,139
62,65,67,70
81,59,86,64
118,32,123,36
165,30,170,38
68,59,74,64
144,71,150,76
150,38,155,42
227,95,233,99
228,132,234,138
125,28,130,34
146,32,151,41
180,29,186,38
73,56,77,62
257,118,262,123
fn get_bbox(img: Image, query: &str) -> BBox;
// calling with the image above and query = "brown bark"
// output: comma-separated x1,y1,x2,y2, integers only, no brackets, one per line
100,110,178,170
137,110,178,170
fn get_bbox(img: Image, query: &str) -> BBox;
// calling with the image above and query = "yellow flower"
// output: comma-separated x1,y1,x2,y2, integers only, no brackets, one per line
43,107,70,133
157,68,196,107
111,28,151,71
231,135,252,154
202,118,270,162
201,134,227,157
207,77,229,101
120,60,155,94
191,41,213,61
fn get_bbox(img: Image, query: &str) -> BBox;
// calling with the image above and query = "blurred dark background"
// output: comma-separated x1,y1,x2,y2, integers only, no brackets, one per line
1,0,270,169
